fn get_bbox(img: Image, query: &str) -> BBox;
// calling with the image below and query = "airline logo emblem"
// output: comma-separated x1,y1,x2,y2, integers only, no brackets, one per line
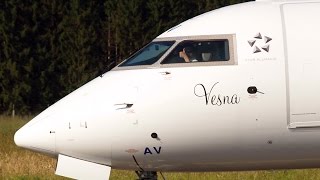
248,32,272,53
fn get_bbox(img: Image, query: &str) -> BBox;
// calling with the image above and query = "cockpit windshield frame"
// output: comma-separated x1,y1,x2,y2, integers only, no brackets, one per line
113,34,237,70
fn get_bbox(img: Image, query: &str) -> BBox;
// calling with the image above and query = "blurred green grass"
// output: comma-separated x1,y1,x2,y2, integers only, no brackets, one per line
2,116,320,180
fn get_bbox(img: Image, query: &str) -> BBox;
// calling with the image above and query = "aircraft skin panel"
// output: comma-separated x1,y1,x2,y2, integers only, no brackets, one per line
55,154,111,180
282,2,320,128
104,68,289,171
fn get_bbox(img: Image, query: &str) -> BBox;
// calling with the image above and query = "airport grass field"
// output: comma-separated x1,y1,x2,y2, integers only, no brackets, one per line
1,116,320,180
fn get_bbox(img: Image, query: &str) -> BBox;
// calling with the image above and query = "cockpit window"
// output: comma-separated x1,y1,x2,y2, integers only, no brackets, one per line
119,41,175,66
161,40,229,64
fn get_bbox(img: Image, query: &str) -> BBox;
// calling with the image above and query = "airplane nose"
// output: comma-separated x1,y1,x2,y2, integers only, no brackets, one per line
14,128,28,147
14,116,56,155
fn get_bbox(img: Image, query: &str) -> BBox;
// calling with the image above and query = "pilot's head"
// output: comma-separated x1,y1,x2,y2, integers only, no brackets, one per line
184,46,194,57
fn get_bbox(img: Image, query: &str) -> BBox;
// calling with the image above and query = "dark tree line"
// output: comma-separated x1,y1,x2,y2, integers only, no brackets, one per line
0,0,251,115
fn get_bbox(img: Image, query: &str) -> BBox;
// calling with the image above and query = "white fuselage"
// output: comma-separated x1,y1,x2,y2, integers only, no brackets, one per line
14,0,320,178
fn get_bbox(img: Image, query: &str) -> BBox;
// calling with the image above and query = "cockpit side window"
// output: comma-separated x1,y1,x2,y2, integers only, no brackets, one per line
161,40,230,64
119,41,175,66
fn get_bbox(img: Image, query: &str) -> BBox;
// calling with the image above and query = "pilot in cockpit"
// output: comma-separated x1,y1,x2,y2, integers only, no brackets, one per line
179,46,198,63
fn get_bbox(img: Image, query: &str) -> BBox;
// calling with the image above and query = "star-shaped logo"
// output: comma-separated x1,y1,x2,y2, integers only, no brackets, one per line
248,33,272,54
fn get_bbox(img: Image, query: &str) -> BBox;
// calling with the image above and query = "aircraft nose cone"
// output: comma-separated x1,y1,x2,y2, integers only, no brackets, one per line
14,117,56,155
14,128,27,148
